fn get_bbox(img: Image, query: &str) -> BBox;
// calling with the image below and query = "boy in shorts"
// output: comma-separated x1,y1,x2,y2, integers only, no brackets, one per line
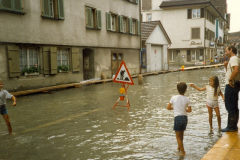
167,82,192,156
0,79,16,135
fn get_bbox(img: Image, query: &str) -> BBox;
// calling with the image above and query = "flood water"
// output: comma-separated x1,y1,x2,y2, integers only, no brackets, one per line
0,67,230,160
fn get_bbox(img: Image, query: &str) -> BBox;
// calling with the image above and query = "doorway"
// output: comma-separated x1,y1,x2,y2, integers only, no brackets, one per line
83,48,94,80
111,51,123,77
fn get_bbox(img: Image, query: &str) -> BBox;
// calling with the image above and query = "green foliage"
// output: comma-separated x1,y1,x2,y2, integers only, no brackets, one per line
21,66,39,75
58,65,69,72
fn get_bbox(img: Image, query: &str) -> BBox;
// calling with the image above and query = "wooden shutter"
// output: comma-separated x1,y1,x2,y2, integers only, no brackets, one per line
97,10,102,29
106,12,111,31
71,48,80,72
58,0,64,19
187,9,192,19
50,47,57,74
0,0,12,10
86,7,92,28
7,45,20,77
43,47,50,75
129,18,133,34
138,20,141,35
42,0,51,17
201,8,204,18
119,15,123,33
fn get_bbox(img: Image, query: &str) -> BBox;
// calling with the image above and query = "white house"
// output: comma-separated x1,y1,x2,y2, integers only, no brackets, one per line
141,0,226,65
141,21,171,73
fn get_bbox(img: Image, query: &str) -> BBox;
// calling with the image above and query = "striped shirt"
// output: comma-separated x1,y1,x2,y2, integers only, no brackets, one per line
206,85,220,101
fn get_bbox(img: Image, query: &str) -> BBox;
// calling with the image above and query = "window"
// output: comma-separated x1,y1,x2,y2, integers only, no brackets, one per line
0,0,24,13
191,28,200,39
132,19,136,34
57,49,69,67
122,17,128,33
19,47,39,73
126,0,139,4
86,7,101,29
206,10,215,24
42,0,64,19
191,50,200,60
219,37,223,44
169,50,178,61
192,9,200,19
111,14,118,31
147,13,152,21
219,21,223,29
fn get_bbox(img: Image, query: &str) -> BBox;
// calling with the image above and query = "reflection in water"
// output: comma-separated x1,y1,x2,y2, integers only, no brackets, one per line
0,67,228,159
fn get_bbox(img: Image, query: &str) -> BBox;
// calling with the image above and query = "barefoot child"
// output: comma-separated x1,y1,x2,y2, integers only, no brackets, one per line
167,82,192,156
0,79,16,135
190,76,224,131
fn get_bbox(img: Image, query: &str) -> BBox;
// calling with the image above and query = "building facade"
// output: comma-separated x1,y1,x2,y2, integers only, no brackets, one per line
141,0,226,65
0,0,141,91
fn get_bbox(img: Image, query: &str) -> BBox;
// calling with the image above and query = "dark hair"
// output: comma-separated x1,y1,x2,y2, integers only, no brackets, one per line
210,76,219,96
177,82,187,94
227,45,237,54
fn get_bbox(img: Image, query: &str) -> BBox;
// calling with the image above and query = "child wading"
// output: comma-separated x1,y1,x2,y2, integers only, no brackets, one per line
0,79,16,135
167,82,192,156
190,76,224,131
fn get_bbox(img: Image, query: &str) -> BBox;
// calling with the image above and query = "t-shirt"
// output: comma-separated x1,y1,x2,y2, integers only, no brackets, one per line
170,95,191,117
0,89,12,105
225,56,240,85
206,85,220,101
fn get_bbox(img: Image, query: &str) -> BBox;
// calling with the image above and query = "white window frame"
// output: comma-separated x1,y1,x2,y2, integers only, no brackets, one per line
123,17,127,33
191,50,200,61
20,48,39,71
147,13,152,21
50,0,54,17
57,49,69,67
111,14,117,31
192,9,200,19
132,19,136,34
169,50,178,61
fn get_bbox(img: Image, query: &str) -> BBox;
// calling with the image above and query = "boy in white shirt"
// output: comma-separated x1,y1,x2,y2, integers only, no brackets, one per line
167,82,192,156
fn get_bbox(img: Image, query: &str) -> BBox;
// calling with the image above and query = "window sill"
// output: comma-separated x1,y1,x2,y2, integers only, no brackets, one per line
108,31,140,36
0,9,25,15
86,27,101,30
58,70,69,73
41,16,64,20
23,73,39,76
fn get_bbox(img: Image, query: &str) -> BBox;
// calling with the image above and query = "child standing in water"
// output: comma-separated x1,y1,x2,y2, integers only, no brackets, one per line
190,76,224,131
0,79,16,135
167,82,192,156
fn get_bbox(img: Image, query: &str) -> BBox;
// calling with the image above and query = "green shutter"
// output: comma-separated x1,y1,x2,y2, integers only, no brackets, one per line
119,15,123,33
0,0,12,10
72,48,80,72
43,47,50,75
138,20,140,35
97,10,102,29
13,0,22,12
106,12,111,31
7,45,20,78
42,0,51,17
50,47,57,74
86,7,92,28
129,18,133,34
135,0,139,3
58,0,64,19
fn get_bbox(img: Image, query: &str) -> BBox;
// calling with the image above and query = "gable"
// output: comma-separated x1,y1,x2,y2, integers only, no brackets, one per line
146,25,169,45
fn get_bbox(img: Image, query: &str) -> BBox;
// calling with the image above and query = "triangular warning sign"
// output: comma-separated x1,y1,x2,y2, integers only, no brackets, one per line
113,61,134,85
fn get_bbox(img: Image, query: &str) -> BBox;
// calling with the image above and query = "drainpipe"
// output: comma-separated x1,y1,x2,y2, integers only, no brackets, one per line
167,44,171,70
204,6,206,66
139,0,142,74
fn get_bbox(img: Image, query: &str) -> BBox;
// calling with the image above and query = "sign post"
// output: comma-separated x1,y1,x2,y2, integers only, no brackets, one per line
113,61,134,110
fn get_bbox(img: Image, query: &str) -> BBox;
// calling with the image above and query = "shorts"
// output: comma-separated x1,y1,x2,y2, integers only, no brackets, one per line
0,105,8,115
206,99,218,108
173,115,188,131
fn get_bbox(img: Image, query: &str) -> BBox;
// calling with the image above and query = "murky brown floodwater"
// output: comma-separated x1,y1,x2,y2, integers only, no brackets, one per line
0,66,230,160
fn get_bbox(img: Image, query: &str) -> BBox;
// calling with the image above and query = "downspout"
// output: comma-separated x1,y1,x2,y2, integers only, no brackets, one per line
204,6,207,66
139,0,142,74
167,44,171,70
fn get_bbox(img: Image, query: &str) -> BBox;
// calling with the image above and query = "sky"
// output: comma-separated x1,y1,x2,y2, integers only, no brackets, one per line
227,0,240,33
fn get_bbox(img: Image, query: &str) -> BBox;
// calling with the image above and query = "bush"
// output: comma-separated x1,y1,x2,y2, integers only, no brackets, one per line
58,65,69,72
21,66,39,75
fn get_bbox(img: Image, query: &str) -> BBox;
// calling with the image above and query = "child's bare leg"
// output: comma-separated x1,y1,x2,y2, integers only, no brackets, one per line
207,106,213,130
214,107,221,130
2,114,13,134
175,131,186,156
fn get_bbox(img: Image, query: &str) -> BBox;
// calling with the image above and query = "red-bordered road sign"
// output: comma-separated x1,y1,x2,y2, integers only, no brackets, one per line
113,61,134,85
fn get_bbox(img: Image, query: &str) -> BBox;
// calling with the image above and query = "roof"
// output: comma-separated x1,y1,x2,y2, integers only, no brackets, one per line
160,0,225,21
141,21,171,44
228,32,240,43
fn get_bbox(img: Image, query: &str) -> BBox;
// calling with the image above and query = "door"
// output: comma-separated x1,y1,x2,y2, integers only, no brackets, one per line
111,51,123,76
150,45,162,72
83,48,94,80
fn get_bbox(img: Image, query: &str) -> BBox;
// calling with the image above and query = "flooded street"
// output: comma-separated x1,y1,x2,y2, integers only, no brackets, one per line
0,67,230,160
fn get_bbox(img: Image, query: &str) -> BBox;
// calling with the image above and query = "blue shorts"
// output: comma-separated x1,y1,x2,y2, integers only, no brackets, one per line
174,115,188,131
0,105,8,115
